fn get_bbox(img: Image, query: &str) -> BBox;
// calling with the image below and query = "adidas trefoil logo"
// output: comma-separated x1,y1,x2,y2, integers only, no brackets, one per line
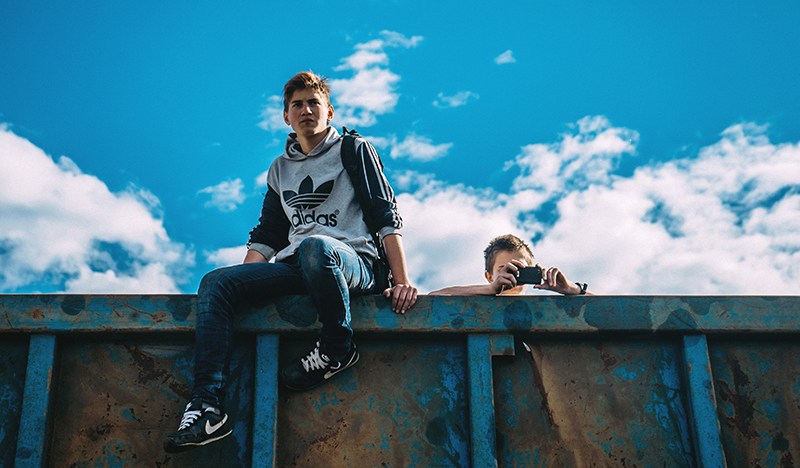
284,176,339,228
283,176,334,209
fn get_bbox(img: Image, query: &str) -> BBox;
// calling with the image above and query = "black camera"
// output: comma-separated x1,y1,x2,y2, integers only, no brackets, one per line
516,266,543,285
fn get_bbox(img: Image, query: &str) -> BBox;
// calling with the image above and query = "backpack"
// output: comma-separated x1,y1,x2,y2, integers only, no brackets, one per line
340,127,393,292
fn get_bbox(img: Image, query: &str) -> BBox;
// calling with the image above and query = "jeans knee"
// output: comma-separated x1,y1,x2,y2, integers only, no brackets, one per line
197,266,238,310
299,235,333,262
199,268,225,294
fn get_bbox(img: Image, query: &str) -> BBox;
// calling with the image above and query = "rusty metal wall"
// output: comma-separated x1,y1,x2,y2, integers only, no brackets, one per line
48,338,254,467
709,338,800,467
0,338,28,468
493,337,695,467
277,337,469,468
3,294,800,467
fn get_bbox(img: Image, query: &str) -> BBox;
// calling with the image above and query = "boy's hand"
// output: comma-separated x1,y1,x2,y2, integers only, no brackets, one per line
492,259,526,294
383,283,418,314
535,264,581,295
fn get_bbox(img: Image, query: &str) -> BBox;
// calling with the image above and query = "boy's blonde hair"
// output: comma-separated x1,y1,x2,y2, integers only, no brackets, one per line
282,71,331,112
483,234,534,272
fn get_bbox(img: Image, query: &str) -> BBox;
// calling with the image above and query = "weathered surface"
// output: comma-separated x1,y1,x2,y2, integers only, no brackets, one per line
4,295,800,333
0,338,27,468
494,337,695,467
2,294,799,467
47,339,254,467
276,337,470,468
709,338,800,467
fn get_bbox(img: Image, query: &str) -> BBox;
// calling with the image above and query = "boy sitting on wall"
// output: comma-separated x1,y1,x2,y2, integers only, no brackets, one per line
164,70,417,453
429,234,595,296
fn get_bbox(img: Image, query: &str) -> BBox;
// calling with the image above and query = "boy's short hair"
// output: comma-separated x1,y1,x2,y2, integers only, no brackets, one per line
483,234,534,272
283,71,331,112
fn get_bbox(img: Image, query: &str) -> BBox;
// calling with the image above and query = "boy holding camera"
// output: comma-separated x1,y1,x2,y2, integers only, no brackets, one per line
429,234,594,296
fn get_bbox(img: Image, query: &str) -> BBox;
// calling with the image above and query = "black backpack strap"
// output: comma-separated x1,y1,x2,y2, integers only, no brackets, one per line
341,127,377,233
340,127,391,290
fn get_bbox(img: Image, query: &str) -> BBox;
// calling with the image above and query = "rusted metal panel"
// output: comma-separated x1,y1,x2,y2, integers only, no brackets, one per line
47,339,254,467
0,338,28,468
709,338,800,467
15,335,56,468
493,337,695,467
276,337,470,467
1,295,196,333
4,295,800,334
2,295,800,467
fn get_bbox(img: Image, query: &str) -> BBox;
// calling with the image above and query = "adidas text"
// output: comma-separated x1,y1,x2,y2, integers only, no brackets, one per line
291,209,338,228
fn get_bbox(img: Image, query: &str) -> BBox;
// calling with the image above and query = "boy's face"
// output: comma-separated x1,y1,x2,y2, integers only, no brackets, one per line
485,249,529,295
283,88,334,139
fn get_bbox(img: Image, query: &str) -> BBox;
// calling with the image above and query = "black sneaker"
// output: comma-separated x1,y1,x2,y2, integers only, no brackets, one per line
163,399,231,453
281,341,359,391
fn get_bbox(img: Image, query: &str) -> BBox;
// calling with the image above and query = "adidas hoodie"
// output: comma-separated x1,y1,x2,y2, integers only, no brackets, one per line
248,127,402,264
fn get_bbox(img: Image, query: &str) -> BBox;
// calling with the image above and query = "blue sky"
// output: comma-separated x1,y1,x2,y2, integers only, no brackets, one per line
2,0,799,294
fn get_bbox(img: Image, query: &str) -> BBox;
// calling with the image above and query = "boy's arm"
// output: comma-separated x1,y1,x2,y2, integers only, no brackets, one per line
535,266,597,295
430,260,524,296
246,184,289,264
381,233,417,315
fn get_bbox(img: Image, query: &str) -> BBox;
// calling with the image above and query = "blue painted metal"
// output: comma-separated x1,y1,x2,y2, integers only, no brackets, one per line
253,334,279,468
683,335,726,467
488,334,515,357
5,295,800,333
468,334,514,468
708,339,800,466
0,338,29,468
1,294,800,466
494,337,696,467
275,337,470,467
14,335,56,468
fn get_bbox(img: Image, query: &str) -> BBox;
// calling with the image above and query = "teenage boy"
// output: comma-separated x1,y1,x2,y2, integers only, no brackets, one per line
164,71,417,453
429,234,594,296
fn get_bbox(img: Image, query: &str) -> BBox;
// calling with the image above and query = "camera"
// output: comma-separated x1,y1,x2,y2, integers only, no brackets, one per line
516,266,543,285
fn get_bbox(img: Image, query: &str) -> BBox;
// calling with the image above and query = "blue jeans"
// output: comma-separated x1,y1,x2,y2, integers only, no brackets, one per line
191,235,375,407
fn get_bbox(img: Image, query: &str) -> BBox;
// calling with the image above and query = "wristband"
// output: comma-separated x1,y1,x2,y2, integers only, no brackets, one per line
577,282,588,295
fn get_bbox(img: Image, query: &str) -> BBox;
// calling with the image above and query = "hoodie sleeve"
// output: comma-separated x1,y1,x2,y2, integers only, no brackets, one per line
247,184,291,255
356,138,403,237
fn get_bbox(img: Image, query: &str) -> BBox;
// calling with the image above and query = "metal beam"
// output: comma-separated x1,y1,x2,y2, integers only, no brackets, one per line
4,295,800,334
15,335,57,468
253,334,279,468
683,335,726,467
468,334,514,468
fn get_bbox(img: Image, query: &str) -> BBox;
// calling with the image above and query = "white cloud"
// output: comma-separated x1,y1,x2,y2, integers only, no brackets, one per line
330,30,423,128
198,178,246,212
257,30,421,133
397,119,800,295
0,124,194,293
508,115,639,197
433,91,479,109
255,169,269,188
205,245,247,268
494,50,516,65
372,133,453,162
257,95,287,133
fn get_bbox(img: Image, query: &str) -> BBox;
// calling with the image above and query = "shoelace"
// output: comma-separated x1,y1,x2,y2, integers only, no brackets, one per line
178,408,202,430
301,346,330,372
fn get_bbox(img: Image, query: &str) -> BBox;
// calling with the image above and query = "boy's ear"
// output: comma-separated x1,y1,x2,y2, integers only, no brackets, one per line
327,104,334,122
485,271,493,284
283,110,291,126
